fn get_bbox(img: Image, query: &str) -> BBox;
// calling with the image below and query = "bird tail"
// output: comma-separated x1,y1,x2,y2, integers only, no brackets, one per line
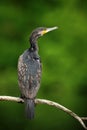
25,98,35,119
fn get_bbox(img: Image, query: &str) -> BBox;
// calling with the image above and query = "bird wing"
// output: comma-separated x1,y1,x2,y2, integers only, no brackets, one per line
18,54,42,99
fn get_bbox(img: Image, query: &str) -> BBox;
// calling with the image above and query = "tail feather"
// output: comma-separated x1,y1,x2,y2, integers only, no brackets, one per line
25,99,35,119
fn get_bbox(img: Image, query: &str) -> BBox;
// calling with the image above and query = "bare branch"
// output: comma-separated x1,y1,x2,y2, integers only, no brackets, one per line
0,96,87,130
0,96,24,103
81,117,87,120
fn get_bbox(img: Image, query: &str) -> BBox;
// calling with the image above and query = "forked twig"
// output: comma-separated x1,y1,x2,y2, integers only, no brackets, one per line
0,96,87,129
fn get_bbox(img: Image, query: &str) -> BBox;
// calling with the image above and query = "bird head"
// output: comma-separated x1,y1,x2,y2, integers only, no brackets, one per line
30,26,58,41
36,26,58,36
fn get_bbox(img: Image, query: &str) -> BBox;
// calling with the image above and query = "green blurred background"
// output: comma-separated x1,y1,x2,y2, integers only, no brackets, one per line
0,0,87,130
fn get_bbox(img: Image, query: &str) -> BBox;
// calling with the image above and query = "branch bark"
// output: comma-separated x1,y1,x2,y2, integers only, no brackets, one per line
0,96,87,130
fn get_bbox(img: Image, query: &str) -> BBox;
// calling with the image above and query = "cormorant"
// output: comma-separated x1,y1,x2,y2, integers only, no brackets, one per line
18,26,58,119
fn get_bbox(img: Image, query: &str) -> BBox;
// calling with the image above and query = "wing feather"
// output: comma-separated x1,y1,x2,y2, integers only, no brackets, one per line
18,52,42,99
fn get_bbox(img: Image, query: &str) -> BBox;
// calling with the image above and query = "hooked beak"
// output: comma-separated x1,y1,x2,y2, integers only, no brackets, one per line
42,26,58,35
46,26,58,33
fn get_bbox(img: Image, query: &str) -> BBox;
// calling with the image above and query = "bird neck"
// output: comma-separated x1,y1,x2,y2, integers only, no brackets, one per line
29,37,38,52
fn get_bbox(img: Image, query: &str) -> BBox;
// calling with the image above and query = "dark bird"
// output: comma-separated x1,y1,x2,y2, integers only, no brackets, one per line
18,26,58,119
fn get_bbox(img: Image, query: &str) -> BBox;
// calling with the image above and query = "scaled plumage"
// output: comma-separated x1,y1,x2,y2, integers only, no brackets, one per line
18,49,41,119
